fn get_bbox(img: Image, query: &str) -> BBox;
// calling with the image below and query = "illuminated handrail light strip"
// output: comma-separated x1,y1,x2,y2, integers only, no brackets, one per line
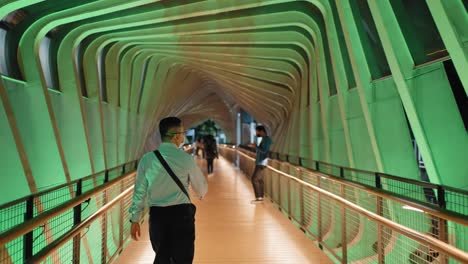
402,205,424,213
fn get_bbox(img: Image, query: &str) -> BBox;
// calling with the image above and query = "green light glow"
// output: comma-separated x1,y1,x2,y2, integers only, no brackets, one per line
0,0,466,263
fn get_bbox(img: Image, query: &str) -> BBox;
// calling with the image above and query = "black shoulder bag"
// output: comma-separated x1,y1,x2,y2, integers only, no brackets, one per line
154,150,196,216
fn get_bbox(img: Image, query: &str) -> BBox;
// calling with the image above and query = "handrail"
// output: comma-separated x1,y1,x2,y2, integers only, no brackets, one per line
305,158,468,195
309,157,467,194
0,148,193,211
0,160,137,210
27,186,135,264
235,145,468,213
235,149,467,226
0,171,136,246
271,150,468,195
236,144,467,195
231,148,468,263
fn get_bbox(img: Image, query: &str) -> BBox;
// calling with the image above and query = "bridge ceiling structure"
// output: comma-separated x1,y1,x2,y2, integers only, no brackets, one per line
1,0,467,203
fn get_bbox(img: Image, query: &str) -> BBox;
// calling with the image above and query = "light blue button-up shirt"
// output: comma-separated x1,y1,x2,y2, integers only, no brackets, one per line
129,142,208,222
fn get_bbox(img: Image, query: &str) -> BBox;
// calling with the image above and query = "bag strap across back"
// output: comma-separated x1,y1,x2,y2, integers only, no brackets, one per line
154,150,191,201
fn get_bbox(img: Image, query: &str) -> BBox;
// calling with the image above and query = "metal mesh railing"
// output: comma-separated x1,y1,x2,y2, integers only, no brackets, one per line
0,161,137,235
0,174,137,264
29,189,135,264
0,161,138,264
228,146,468,264
263,149,468,218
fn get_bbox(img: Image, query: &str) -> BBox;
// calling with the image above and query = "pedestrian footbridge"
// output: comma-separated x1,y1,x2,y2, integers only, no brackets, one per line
1,0,467,263
1,146,467,264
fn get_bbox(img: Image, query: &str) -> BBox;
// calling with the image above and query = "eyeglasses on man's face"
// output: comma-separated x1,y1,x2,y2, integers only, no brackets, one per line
166,129,187,136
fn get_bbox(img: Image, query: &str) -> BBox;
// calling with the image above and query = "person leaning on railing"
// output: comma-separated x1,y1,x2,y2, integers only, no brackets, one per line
251,125,273,204
129,117,208,264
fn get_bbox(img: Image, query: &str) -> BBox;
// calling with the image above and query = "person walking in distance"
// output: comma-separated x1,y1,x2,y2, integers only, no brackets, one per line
251,125,273,203
192,138,198,156
129,117,208,264
204,135,219,174
194,138,202,157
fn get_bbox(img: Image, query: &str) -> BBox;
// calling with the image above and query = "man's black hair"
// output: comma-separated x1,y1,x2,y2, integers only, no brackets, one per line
256,125,267,134
159,117,182,139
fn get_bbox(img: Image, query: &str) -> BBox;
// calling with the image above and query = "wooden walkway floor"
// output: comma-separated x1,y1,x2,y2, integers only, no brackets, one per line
114,157,332,264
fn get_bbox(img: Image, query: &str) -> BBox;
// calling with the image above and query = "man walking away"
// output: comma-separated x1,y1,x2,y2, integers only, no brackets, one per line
129,117,208,264
204,135,219,174
251,125,273,204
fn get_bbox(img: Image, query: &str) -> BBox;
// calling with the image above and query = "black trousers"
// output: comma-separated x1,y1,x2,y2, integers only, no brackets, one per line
206,158,214,174
251,165,265,198
149,204,196,264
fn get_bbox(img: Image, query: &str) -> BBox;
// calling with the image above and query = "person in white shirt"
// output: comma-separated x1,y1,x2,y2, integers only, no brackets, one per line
129,117,208,264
